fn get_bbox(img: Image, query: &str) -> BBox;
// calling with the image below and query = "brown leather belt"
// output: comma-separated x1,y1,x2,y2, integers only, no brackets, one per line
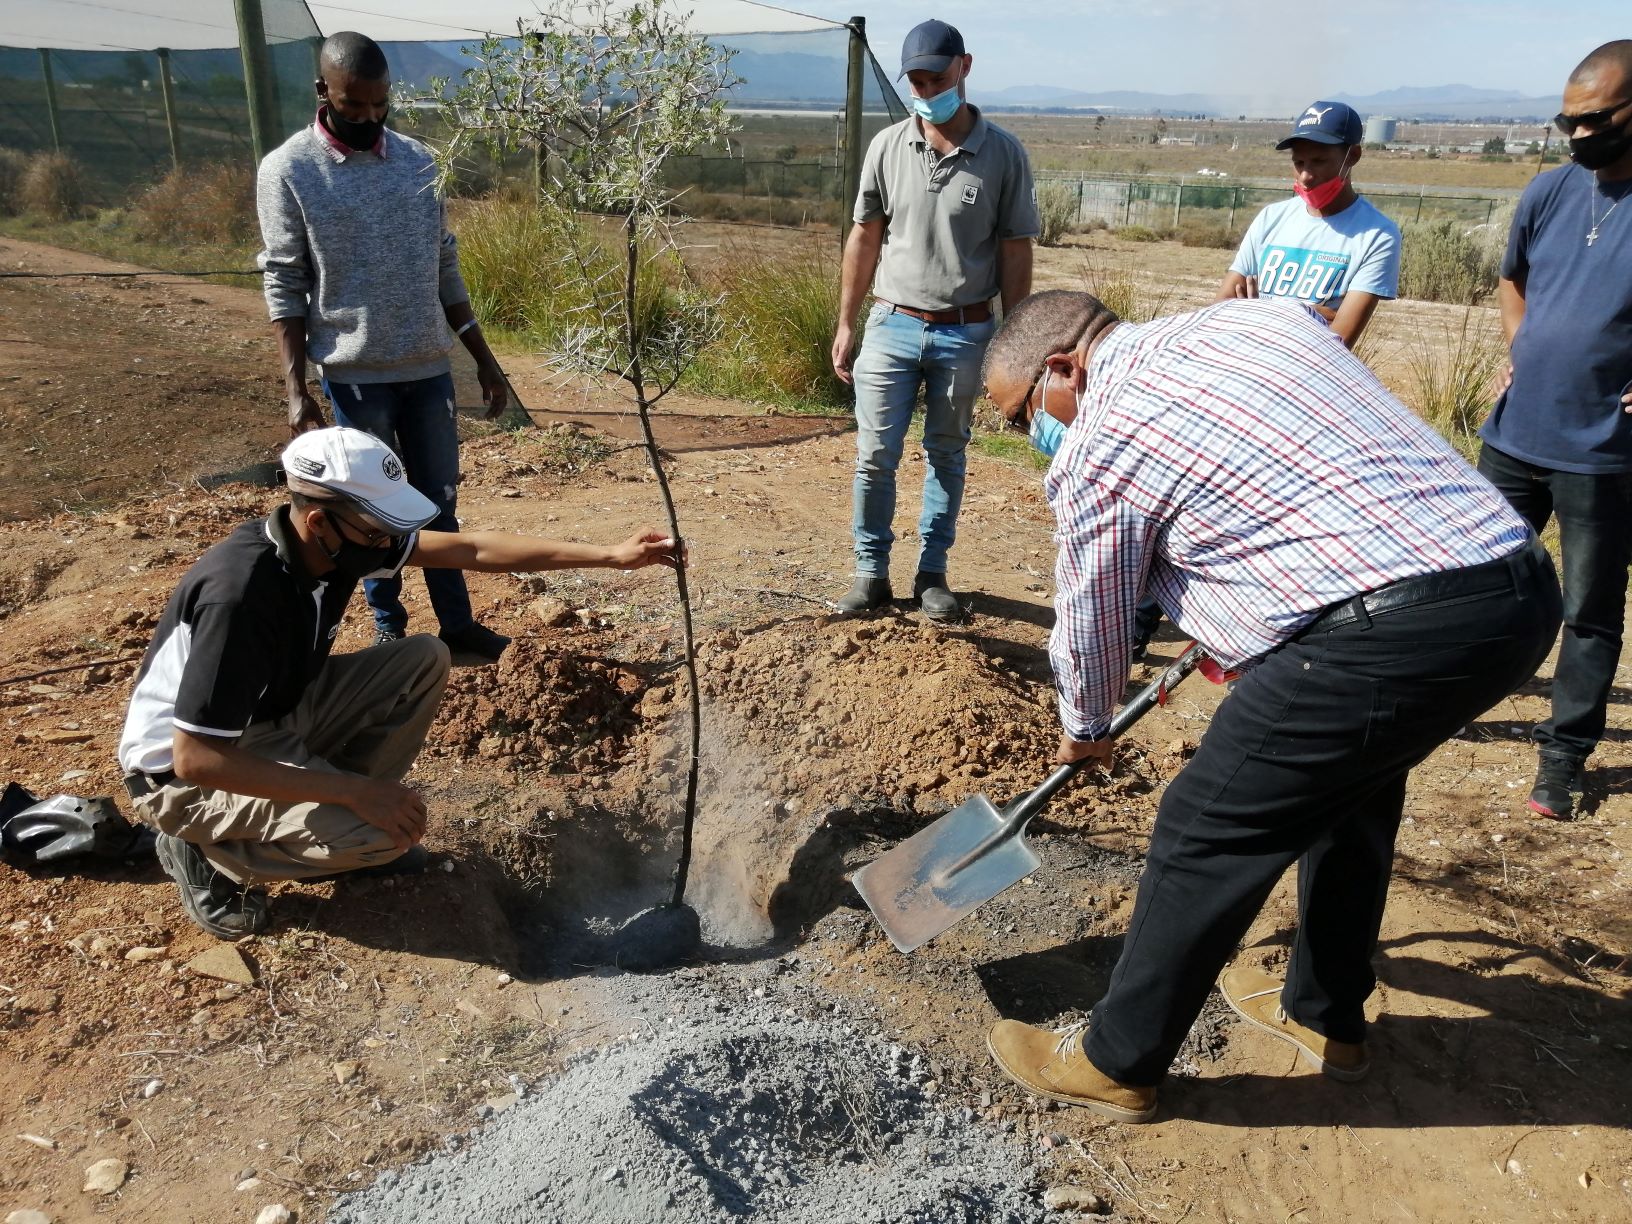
883,301,992,325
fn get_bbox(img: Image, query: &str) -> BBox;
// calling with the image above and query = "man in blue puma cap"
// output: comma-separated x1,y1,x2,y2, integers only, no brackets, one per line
829,18,1038,623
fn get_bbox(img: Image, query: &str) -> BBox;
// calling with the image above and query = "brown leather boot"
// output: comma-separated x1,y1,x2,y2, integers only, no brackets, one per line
1219,966,1370,1082
986,1019,1158,1122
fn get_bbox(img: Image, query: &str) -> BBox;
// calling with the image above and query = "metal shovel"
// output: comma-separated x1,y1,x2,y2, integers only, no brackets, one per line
853,642,1207,953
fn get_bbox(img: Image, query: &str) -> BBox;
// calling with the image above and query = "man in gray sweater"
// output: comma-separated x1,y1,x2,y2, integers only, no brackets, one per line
257,31,511,661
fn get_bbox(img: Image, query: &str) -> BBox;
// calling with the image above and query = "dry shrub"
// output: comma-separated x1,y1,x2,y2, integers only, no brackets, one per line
1113,224,1162,243
1172,220,1237,249
1398,218,1501,305
0,147,29,216
1036,180,1081,247
132,162,257,247
19,151,86,220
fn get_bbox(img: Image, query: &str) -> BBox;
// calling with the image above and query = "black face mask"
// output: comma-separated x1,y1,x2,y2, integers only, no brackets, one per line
1570,118,1632,171
318,516,397,580
323,105,388,151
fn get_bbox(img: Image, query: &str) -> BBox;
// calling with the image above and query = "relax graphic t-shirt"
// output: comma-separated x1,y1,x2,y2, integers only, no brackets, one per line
1231,195,1401,309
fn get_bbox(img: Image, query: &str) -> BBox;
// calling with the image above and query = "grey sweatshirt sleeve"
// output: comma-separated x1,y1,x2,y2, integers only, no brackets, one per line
437,200,470,307
256,155,313,321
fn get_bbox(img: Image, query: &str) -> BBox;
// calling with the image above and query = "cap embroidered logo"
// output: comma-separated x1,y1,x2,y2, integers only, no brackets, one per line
1300,105,1333,126
382,456,403,481
290,456,326,477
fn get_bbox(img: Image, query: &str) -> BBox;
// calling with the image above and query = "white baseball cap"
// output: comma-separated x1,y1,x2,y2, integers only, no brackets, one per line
280,426,438,533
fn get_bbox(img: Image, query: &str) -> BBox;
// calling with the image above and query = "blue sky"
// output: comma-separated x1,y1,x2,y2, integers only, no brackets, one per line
790,1,1628,103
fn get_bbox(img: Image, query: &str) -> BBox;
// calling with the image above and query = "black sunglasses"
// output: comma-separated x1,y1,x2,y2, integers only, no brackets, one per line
1554,99,1632,135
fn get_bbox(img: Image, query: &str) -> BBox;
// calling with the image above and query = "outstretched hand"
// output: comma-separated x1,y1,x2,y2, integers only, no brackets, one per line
613,528,685,571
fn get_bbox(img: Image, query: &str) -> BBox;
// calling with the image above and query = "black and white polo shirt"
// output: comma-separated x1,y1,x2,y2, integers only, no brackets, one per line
116,506,413,775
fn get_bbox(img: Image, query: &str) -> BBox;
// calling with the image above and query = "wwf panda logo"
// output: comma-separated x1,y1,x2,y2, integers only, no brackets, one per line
381,455,403,481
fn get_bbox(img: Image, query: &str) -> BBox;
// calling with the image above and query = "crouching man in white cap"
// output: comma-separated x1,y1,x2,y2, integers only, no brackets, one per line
117,426,680,938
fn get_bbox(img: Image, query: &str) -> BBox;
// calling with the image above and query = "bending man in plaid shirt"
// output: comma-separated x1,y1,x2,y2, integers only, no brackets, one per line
980,291,1561,1122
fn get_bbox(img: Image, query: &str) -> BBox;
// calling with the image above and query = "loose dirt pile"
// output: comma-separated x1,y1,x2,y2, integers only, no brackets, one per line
329,1009,1046,1224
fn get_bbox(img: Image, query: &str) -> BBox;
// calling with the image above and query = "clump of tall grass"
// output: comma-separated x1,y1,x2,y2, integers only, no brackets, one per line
1405,307,1505,459
1036,181,1080,247
0,147,29,216
1398,218,1502,305
1083,259,1175,323
132,162,256,247
451,192,574,337
686,249,851,409
19,151,86,220
453,192,707,369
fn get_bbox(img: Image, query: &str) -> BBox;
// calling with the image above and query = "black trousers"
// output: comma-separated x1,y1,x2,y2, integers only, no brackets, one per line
1085,545,1562,1086
1477,443,1632,762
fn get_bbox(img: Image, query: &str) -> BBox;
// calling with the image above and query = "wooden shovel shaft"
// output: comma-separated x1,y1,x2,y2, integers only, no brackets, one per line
936,643,1208,881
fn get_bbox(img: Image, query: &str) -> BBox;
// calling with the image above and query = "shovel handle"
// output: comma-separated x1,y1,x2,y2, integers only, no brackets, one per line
999,642,1209,833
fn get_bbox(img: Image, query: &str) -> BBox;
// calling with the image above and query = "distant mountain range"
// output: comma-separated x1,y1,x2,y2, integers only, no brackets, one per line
5,38,1555,123
979,83,1561,122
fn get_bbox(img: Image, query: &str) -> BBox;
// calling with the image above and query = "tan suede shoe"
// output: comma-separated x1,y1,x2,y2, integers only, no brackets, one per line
986,1019,1158,1122
1219,966,1370,1082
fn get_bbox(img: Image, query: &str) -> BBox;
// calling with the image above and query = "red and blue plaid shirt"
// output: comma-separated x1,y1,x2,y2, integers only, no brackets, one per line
1046,299,1529,739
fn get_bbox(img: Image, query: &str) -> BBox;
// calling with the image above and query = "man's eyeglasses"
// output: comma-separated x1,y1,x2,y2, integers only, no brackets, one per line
328,509,399,550
1009,371,1044,431
1554,99,1632,135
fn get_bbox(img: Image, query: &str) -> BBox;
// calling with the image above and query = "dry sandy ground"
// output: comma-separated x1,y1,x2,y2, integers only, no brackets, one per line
0,233,1627,1223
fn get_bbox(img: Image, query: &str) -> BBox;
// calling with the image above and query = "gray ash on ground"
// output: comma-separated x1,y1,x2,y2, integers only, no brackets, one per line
329,1011,1047,1224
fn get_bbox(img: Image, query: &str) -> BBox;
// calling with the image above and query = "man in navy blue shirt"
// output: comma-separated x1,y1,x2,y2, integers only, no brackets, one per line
1478,39,1632,820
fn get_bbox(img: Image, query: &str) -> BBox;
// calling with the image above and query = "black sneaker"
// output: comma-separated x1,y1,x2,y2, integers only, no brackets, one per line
834,576,892,614
374,626,406,648
439,621,511,662
913,571,962,623
154,833,269,940
1527,755,1585,821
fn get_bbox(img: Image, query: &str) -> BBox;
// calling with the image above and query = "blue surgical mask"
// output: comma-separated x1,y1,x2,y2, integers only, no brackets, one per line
912,84,961,125
1029,371,1068,458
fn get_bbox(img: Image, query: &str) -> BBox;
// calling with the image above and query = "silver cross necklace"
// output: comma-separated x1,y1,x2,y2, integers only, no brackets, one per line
1588,183,1625,246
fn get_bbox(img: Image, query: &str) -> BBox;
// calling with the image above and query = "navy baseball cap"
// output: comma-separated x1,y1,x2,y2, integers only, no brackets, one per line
1276,100,1364,149
899,19,965,78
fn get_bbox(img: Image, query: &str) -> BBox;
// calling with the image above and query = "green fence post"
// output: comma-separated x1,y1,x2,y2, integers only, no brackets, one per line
155,47,182,171
38,49,63,152
1173,180,1183,229
1227,185,1238,234
841,15,866,241
233,0,279,165
1415,185,1424,224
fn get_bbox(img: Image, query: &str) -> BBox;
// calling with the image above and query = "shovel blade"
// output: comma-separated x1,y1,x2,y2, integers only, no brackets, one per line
851,794,1042,953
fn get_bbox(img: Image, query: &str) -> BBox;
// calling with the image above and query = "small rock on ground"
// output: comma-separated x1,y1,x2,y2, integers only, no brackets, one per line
7,1211,54,1224
1043,1186,1110,1214
81,1158,128,1195
185,944,255,985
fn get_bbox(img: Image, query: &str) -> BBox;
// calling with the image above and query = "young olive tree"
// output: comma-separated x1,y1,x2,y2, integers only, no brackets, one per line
426,0,737,916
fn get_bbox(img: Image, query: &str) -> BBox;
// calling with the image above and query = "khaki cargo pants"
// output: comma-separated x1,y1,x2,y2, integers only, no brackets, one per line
134,635,450,885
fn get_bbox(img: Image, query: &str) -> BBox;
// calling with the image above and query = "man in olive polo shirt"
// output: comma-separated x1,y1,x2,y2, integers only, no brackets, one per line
829,18,1038,621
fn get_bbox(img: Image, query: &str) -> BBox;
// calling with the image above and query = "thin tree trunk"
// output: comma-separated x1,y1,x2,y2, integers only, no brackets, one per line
622,213,702,908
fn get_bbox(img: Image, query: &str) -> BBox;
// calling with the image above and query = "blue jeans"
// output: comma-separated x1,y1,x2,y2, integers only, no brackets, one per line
1477,442,1632,761
325,372,473,635
850,304,994,579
